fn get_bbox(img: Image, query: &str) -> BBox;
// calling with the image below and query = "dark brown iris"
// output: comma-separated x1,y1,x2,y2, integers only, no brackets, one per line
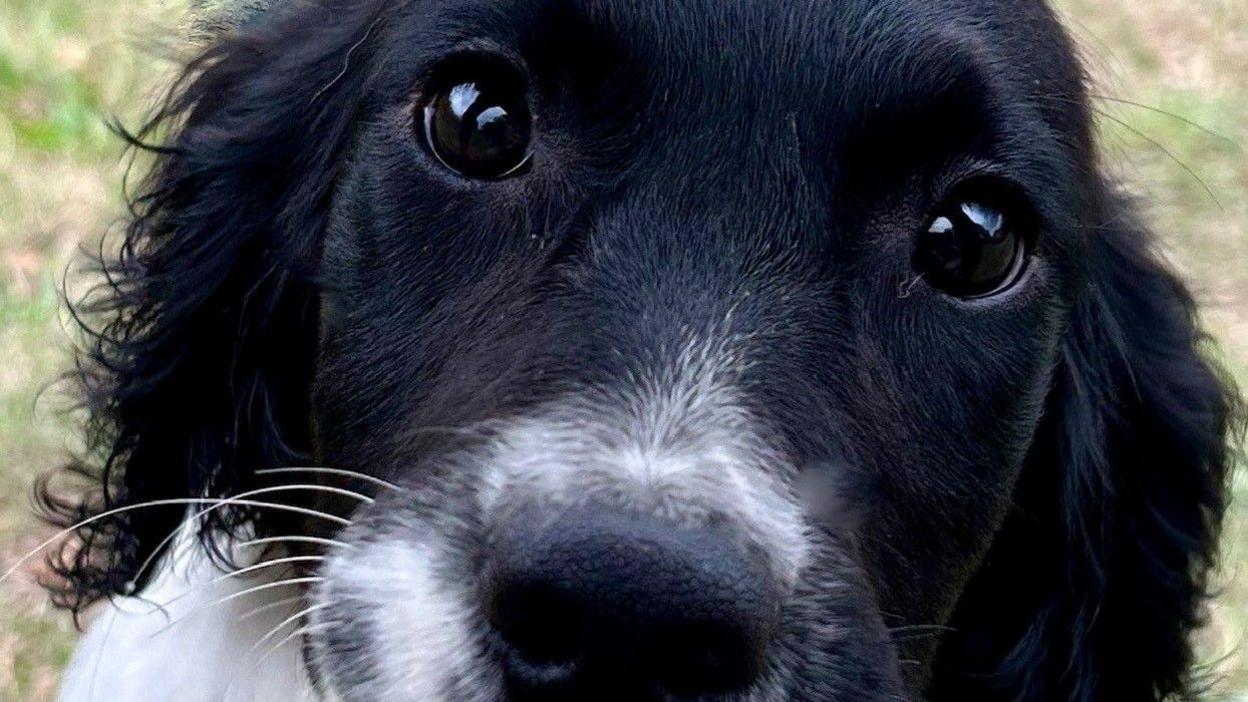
423,73,531,179
914,192,1029,298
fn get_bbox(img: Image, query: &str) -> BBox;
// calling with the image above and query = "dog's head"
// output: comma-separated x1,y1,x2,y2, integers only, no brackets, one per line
48,0,1240,700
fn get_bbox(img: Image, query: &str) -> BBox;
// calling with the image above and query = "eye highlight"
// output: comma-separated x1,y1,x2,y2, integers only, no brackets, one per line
420,58,532,179
913,183,1033,299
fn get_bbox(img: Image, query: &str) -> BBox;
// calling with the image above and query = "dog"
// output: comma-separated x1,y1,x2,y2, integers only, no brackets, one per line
39,0,1240,700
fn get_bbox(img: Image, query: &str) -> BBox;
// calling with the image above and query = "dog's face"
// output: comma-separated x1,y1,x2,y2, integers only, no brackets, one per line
51,0,1237,700
307,0,1079,698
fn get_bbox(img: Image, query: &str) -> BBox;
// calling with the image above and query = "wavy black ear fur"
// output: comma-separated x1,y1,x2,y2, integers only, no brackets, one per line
40,0,384,612
931,186,1243,700
37,1,1243,693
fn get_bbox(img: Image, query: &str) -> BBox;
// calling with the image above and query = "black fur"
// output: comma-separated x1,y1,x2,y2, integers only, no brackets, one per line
927,193,1240,699
44,0,1242,700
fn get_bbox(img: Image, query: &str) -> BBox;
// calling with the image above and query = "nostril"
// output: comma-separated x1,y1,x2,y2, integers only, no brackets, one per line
489,580,582,666
654,621,766,698
489,580,584,700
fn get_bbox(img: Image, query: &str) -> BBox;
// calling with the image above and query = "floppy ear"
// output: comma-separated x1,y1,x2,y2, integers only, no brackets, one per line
41,0,384,612
930,187,1242,701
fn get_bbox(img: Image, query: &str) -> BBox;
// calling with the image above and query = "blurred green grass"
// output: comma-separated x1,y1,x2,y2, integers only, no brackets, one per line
0,0,1244,699
0,1,186,697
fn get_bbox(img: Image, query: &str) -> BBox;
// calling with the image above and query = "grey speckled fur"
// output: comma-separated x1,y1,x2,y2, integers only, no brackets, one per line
188,0,275,41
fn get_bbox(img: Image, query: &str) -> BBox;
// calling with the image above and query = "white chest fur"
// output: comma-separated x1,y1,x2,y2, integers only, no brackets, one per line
58,529,318,702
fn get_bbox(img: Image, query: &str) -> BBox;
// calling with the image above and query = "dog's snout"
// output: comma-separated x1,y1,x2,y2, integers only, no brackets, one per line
487,505,780,700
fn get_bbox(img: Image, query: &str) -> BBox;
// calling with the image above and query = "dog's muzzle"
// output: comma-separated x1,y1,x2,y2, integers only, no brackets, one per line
485,502,781,700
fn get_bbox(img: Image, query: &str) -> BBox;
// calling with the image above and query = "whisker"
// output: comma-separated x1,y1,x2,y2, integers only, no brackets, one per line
1091,106,1223,211
885,624,956,634
192,575,325,609
245,602,333,659
238,535,352,551
147,576,325,638
890,632,947,643
212,555,324,584
148,556,325,617
2,500,350,586
239,595,306,622
885,624,956,644
228,483,374,505
1089,94,1238,147
255,467,402,493
1032,92,1224,211
252,621,340,671
406,424,501,440
222,620,341,701
129,484,370,591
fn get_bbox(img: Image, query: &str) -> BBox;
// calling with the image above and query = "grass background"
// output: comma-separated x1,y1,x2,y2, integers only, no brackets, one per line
0,0,1244,699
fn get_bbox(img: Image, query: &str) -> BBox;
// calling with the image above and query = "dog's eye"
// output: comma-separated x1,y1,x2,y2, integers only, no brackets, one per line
913,188,1031,299
422,65,531,179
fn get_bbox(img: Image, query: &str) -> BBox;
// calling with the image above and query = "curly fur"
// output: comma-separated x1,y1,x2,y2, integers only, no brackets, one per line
40,0,382,610
42,0,1242,700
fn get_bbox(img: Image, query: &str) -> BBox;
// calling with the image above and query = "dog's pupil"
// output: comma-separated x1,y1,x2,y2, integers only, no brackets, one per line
424,77,531,179
914,197,1026,299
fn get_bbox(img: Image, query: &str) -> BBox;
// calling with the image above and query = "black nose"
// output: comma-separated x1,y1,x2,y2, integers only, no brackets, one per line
486,505,780,701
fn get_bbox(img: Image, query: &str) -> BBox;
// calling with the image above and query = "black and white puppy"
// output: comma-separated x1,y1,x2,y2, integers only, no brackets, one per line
46,0,1239,700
